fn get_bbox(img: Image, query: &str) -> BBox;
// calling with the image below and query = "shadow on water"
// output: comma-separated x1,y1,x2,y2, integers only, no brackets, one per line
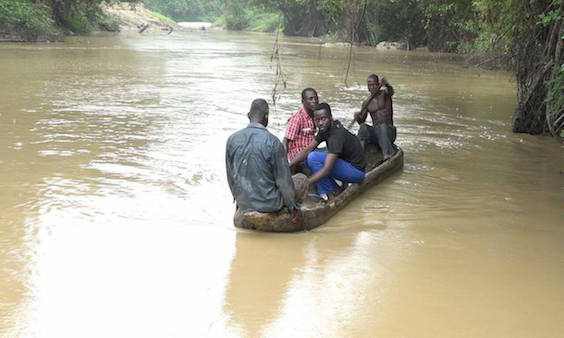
223,232,308,336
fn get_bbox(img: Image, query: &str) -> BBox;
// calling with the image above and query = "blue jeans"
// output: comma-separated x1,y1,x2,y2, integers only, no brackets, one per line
306,151,365,195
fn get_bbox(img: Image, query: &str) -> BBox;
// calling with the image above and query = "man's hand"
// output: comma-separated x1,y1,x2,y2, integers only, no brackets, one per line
380,76,389,86
379,77,393,96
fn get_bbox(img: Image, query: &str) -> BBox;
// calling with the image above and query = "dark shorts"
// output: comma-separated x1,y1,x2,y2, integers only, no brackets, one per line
357,123,397,157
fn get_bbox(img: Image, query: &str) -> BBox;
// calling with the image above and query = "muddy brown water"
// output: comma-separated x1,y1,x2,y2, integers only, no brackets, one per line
1,31,563,337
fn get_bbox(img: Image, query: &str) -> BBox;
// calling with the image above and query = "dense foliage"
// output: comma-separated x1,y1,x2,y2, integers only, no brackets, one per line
500,0,562,136
0,0,56,39
0,0,123,40
142,0,222,21
241,0,484,51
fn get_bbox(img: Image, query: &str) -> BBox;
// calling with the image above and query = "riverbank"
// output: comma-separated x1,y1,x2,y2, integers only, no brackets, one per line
0,1,177,42
101,3,176,34
0,0,57,42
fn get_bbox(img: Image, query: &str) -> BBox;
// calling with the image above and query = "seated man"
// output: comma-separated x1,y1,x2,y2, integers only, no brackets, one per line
226,99,305,221
290,103,366,199
354,74,397,160
283,88,319,172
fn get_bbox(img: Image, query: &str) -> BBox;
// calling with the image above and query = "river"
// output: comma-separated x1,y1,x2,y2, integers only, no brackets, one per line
1,31,563,337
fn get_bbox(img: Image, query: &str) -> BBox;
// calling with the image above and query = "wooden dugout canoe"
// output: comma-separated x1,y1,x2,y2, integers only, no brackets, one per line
233,146,404,232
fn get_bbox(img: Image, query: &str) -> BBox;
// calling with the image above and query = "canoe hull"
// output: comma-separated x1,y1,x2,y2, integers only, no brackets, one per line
234,147,404,232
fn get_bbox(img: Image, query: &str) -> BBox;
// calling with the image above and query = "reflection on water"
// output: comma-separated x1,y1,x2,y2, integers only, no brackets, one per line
225,233,309,337
1,31,563,337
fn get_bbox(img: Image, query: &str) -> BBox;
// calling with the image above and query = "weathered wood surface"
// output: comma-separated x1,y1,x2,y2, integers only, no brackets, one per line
234,146,404,232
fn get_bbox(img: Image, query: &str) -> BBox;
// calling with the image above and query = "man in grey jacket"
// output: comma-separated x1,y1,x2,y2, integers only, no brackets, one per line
226,99,303,221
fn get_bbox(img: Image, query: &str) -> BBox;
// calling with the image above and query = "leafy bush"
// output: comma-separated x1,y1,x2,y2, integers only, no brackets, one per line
143,0,222,21
0,0,124,38
58,2,114,34
224,0,248,30
364,0,426,48
95,10,121,32
65,12,95,34
0,0,58,40
219,3,280,32
247,9,280,32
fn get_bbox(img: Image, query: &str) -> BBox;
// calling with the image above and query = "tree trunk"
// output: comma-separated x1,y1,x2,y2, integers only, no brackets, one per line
343,0,364,43
511,0,562,136
545,2,564,136
51,0,72,28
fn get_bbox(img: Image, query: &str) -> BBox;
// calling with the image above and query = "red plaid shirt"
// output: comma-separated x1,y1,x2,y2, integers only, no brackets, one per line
285,106,316,161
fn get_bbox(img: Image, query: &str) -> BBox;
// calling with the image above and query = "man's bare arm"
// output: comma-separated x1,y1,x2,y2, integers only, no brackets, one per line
354,99,370,124
355,88,380,124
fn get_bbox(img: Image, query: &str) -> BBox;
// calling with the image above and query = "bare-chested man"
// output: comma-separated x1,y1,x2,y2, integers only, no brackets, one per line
354,74,397,159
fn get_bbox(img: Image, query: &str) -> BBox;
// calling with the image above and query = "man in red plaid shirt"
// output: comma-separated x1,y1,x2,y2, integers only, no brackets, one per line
283,88,319,171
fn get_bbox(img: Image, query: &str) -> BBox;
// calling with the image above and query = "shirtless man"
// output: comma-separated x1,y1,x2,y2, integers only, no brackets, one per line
354,74,397,159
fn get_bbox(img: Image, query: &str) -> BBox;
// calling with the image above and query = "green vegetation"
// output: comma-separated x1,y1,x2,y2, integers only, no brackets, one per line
148,10,177,26
0,0,58,40
141,0,280,32
0,0,125,41
245,10,280,32
219,6,280,32
241,0,488,52
59,1,118,34
142,0,222,21
504,0,563,136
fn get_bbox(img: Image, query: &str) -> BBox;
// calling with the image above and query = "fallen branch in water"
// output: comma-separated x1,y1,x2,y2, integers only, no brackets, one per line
138,23,149,33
